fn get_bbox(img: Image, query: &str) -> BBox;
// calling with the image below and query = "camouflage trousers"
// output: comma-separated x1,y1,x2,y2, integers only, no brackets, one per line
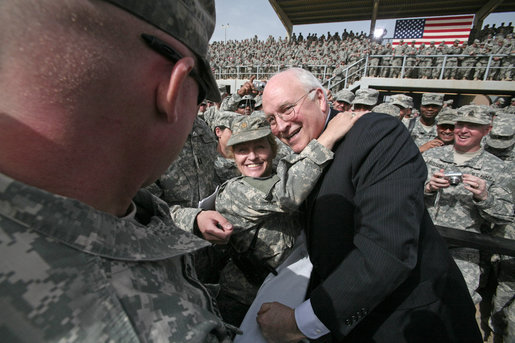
444,59,458,79
489,259,515,343
451,247,482,304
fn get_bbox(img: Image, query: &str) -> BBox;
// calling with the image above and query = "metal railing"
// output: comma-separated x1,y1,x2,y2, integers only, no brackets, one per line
211,53,512,92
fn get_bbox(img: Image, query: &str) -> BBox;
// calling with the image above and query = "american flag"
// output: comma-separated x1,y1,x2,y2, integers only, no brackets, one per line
392,15,474,47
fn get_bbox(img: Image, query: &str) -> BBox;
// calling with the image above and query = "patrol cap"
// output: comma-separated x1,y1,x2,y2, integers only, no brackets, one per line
103,0,221,102
227,115,271,147
455,105,492,125
352,88,379,106
212,111,238,129
486,115,515,149
421,93,444,106
334,89,355,104
474,39,480,44
436,109,457,125
389,94,414,109
372,103,400,117
238,95,256,107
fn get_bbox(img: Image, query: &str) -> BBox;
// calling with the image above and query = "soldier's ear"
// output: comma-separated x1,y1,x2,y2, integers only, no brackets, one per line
158,57,196,123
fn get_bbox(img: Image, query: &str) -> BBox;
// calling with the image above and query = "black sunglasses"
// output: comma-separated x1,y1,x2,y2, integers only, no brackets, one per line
141,33,207,105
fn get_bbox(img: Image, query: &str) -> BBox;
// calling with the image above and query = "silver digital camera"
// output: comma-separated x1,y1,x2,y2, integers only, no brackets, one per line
444,172,463,186
253,80,266,91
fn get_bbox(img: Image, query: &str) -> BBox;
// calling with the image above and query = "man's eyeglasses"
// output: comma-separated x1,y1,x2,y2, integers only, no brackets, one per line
141,33,207,105
266,89,316,126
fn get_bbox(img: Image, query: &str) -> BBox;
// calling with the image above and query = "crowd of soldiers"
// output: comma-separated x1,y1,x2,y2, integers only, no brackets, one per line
190,84,515,341
208,22,514,84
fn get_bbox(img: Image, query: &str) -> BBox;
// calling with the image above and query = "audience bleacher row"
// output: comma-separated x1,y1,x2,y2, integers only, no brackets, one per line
208,23,514,84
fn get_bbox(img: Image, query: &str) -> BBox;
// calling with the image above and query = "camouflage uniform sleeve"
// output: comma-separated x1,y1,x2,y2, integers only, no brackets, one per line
220,93,242,112
273,139,334,210
474,165,514,225
169,205,203,233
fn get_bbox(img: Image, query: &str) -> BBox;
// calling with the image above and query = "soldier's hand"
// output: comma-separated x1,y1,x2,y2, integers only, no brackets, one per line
257,302,305,343
196,210,233,244
462,174,488,201
425,169,449,192
419,139,444,153
318,111,366,150
237,75,256,96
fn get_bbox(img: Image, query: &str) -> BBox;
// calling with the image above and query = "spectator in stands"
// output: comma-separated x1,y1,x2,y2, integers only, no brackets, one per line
406,93,444,147
404,40,418,78
444,40,462,79
461,39,481,80
423,105,513,305
432,42,448,79
474,42,492,80
391,39,406,78
419,41,437,79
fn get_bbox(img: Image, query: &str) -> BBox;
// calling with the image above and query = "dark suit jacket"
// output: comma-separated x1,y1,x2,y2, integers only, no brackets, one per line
305,111,481,342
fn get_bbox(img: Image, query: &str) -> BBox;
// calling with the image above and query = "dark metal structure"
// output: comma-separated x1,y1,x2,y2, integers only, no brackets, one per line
268,0,515,38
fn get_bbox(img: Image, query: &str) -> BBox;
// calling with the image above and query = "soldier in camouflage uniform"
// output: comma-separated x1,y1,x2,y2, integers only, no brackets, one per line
389,93,414,120
461,39,481,80
404,40,418,78
213,112,241,184
419,41,437,79
213,113,362,326
432,42,447,79
423,105,514,304
332,89,355,112
418,109,457,153
220,76,258,115
474,42,492,80
444,39,462,79
405,93,444,147
391,39,406,78
0,0,234,341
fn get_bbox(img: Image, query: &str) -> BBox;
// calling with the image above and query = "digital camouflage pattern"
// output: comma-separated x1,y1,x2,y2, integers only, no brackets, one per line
372,103,400,118
406,117,439,147
490,222,515,342
0,173,233,342
103,0,220,102
214,139,334,308
147,116,218,233
352,88,378,106
423,145,513,303
214,155,240,184
421,92,444,106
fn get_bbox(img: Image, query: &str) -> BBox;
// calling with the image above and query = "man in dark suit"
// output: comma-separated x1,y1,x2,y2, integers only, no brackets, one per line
257,68,481,342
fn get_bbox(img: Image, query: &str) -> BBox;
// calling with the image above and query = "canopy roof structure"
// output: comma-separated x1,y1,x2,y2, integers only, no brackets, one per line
268,0,515,38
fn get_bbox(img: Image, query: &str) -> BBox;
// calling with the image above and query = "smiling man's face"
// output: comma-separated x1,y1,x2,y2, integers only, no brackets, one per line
263,71,328,153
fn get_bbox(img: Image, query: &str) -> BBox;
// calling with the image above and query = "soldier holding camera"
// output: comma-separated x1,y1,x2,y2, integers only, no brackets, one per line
423,105,513,304
220,75,264,115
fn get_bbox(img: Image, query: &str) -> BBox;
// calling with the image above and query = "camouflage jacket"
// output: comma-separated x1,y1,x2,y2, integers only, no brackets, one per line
423,145,514,233
405,117,438,147
214,155,240,184
214,139,334,303
147,116,218,233
0,173,232,342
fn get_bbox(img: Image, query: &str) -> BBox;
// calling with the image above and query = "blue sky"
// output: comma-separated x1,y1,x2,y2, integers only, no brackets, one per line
210,0,515,43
